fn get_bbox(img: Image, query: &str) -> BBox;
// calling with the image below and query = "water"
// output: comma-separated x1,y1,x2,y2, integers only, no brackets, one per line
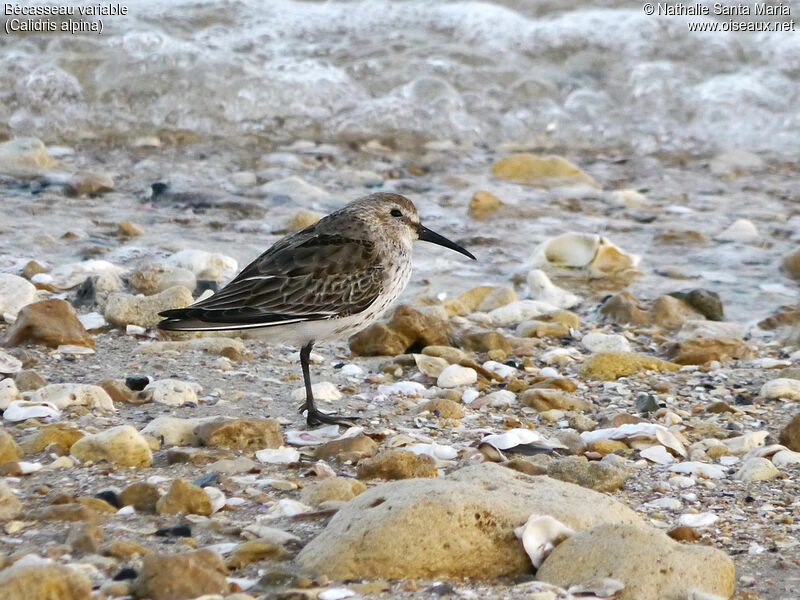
3,0,800,156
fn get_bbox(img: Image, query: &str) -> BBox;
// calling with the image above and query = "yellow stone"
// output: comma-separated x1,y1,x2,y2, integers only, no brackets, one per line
580,352,680,380
468,190,503,220
490,153,598,188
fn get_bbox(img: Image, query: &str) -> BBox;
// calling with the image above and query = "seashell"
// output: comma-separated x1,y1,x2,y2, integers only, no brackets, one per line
318,588,356,600
291,382,341,402
581,423,686,457
413,354,448,378
3,400,60,422
640,445,675,465
526,269,580,309
57,344,95,355
285,425,342,446
78,312,107,331
481,428,566,453
403,443,458,462
668,462,726,479
535,232,601,268
481,360,517,380
514,514,574,568
262,498,312,519
255,447,301,464
312,460,338,478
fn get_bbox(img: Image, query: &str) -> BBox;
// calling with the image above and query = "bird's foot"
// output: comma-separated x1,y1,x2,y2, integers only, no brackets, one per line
305,407,359,428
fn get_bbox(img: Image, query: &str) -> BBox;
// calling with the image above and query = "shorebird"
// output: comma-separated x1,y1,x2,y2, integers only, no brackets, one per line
158,192,475,426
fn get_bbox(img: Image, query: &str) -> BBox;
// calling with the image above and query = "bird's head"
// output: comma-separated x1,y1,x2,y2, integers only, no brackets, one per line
356,192,475,260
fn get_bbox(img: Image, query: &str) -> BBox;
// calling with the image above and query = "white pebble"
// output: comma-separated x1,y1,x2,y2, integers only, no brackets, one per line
760,378,800,400
678,512,718,528
715,218,759,243
78,312,107,331
437,364,477,388
145,379,202,407
291,382,341,402
255,447,301,464
581,331,631,353
204,486,227,513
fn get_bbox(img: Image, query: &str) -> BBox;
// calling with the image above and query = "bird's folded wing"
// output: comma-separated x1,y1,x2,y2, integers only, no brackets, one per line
159,234,384,329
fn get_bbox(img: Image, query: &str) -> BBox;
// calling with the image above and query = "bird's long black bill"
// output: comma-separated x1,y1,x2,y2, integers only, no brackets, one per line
417,224,476,260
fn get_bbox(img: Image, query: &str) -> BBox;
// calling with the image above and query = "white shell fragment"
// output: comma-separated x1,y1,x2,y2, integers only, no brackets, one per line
531,232,640,277
204,486,226,513
318,588,356,600
57,345,95,355
481,361,517,380
581,424,686,457
640,445,675,465
255,447,301,464
285,425,346,446
514,514,574,568
261,498,312,519
78,312,108,331
3,400,61,421
403,443,458,462
714,218,759,243
678,512,719,528
526,269,580,309
481,428,566,451
668,462,726,479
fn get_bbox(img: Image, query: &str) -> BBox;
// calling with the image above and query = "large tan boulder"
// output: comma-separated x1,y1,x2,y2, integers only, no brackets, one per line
296,463,645,579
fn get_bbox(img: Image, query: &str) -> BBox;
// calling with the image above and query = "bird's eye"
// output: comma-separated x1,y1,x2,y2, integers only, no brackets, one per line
390,208,403,218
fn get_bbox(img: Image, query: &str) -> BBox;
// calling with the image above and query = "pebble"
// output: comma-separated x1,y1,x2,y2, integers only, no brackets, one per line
258,175,330,205
668,337,753,365
0,273,37,318
143,378,202,407
255,447,301,464
0,378,21,409
156,478,212,515
105,286,194,327
357,450,438,480
165,249,238,280
70,425,153,467
468,190,503,220
129,263,197,295
715,218,759,243
760,378,800,400
287,209,323,231
3,299,94,348
734,457,780,482
48,259,126,290
29,383,115,412
490,153,599,188
0,564,92,600
291,382,342,402
487,300,560,326
301,477,367,505
437,364,477,388
581,332,631,353
580,352,680,380
132,549,227,600
783,247,800,279
778,413,800,451
0,481,22,520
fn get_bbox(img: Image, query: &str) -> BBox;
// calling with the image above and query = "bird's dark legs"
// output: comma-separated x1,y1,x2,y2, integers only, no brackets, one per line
299,341,358,427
